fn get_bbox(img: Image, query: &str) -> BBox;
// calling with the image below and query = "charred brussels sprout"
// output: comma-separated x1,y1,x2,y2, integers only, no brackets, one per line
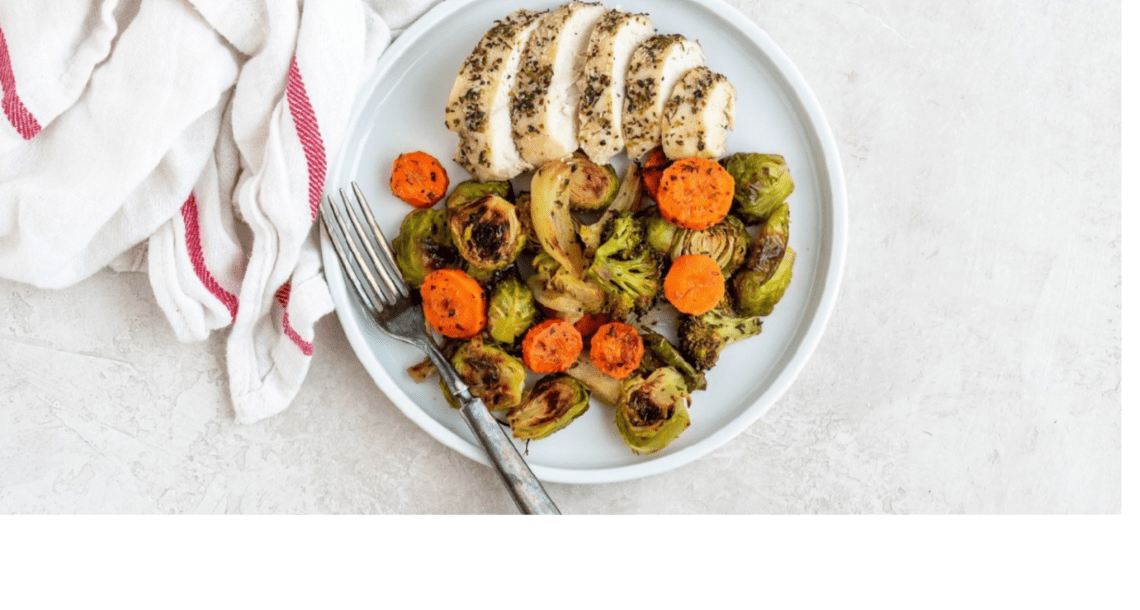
615,367,691,454
720,153,794,225
486,276,539,345
446,179,513,210
639,328,706,392
587,212,662,318
392,208,458,287
442,337,527,411
567,151,620,212
506,375,591,440
678,299,764,371
527,251,607,324
733,203,795,316
645,211,750,276
448,194,526,273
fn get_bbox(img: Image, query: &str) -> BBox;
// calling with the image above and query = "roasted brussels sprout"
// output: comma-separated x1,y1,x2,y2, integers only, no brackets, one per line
720,153,794,225
531,159,588,276
645,211,750,276
486,276,539,345
391,208,458,287
678,299,764,371
732,203,794,316
567,151,620,212
527,252,607,324
445,179,513,210
615,367,691,454
639,328,706,392
506,375,591,440
441,336,527,411
587,212,662,317
448,194,526,272
580,163,643,257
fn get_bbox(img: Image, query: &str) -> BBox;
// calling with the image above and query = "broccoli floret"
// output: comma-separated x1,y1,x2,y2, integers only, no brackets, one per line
678,300,763,370
586,212,662,318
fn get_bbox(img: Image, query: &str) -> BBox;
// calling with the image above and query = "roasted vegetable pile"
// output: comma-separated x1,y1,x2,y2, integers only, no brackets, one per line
389,147,795,455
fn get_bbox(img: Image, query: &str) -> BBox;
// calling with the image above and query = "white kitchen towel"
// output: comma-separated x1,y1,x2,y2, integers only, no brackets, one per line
0,0,439,423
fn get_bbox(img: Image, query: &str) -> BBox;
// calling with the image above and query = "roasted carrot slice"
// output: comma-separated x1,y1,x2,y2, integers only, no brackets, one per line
656,157,734,230
589,322,644,379
390,151,449,208
522,319,583,374
664,254,725,315
420,268,486,339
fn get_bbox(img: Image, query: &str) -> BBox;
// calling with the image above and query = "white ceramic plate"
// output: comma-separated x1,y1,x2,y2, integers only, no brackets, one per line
321,0,847,484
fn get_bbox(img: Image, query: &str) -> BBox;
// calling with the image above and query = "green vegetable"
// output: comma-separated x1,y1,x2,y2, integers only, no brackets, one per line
615,367,691,454
732,203,794,316
639,328,706,392
720,153,794,225
391,208,458,287
486,276,539,345
645,211,750,276
448,194,526,273
566,151,620,212
506,375,591,440
526,251,607,324
586,212,662,318
580,163,643,257
446,179,513,210
442,337,527,411
678,299,764,371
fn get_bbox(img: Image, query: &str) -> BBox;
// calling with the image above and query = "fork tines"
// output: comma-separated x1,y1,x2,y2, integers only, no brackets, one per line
319,181,410,315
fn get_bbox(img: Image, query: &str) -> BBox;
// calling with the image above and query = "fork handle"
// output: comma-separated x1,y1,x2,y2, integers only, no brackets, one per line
457,393,561,515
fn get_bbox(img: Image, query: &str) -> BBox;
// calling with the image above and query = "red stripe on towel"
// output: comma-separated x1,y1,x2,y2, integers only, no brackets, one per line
182,193,239,321
275,281,314,356
285,57,326,221
0,24,42,140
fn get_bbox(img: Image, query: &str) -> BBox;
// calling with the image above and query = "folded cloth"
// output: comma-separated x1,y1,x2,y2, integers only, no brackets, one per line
0,0,439,423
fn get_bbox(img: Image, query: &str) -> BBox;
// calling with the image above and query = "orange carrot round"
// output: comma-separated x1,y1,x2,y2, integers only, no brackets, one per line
656,157,734,230
521,319,583,373
589,322,644,379
664,254,724,315
420,269,486,339
390,151,449,208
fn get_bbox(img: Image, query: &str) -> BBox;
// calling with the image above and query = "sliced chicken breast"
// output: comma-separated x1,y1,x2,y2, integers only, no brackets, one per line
622,34,705,161
576,11,655,165
511,1,608,167
445,9,545,181
661,66,736,160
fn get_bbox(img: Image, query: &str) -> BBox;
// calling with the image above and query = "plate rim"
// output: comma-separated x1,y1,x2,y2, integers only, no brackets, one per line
321,0,849,484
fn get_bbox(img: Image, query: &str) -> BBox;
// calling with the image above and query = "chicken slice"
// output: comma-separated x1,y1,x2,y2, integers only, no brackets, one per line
621,34,705,161
576,11,655,165
661,66,737,160
445,9,545,181
511,1,608,167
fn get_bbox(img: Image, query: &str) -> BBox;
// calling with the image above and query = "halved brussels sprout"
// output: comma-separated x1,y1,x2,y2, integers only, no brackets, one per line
615,367,691,454
486,276,539,345
391,208,458,287
732,203,794,316
735,247,795,317
441,336,527,411
644,211,750,276
506,375,591,440
446,179,514,210
448,194,526,272
567,151,620,212
720,153,794,225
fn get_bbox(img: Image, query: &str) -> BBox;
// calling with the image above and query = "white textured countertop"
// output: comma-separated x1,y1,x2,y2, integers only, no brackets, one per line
0,0,1120,514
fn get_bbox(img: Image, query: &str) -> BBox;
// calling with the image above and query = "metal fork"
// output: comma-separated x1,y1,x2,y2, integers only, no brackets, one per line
320,182,560,515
